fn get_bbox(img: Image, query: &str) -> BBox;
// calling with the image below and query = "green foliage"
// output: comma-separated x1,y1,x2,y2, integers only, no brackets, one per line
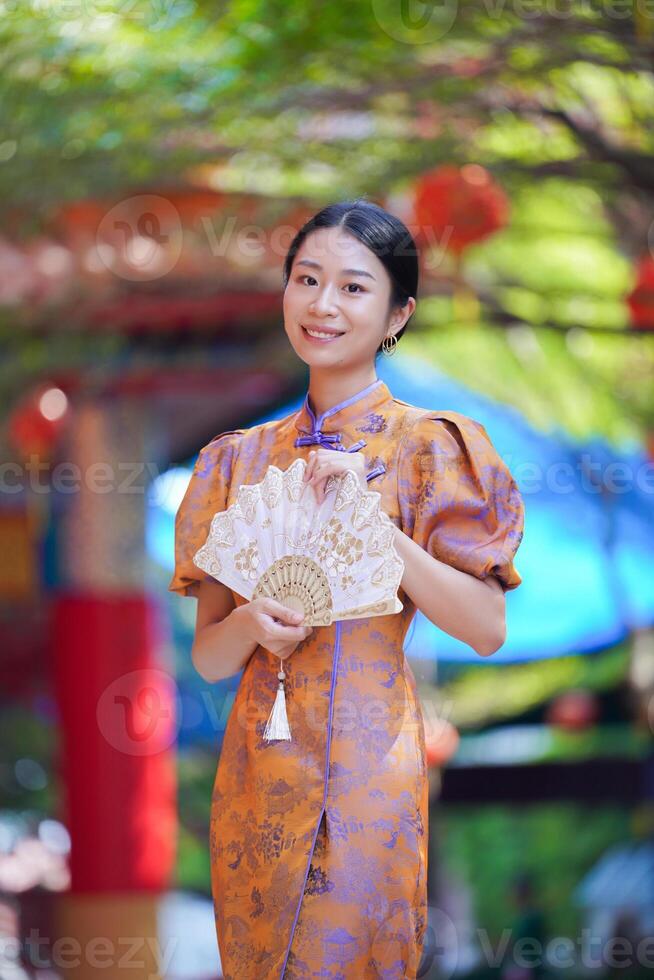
431,643,630,730
0,705,58,814
1,0,653,441
174,747,215,893
402,176,654,442
439,803,631,940
2,0,653,211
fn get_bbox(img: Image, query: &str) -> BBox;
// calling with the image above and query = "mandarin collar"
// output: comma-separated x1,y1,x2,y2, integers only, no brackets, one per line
294,378,393,435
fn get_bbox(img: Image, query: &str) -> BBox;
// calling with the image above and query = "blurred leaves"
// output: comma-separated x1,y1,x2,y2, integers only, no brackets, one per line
405,177,654,441
2,0,654,211
1,0,654,441
441,802,631,939
428,642,630,730
174,747,214,892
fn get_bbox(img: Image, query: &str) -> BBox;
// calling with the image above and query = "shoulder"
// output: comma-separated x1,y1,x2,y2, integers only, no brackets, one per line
194,428,247,476
397,408,520,504
397,406,495,459
203,412,296,452
205,427,248,450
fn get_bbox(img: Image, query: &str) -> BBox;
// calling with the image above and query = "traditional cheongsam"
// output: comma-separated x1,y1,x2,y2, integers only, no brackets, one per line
169,378,525,980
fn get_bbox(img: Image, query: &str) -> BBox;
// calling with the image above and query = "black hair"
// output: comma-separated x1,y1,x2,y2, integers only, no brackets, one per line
282,197,419,355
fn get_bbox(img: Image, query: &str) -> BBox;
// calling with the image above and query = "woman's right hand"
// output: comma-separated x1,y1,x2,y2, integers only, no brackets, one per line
239,597,314,660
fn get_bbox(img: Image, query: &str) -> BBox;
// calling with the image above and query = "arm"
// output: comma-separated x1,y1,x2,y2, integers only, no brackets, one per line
191,580,258,683
392,524,506,657
191,580,315,683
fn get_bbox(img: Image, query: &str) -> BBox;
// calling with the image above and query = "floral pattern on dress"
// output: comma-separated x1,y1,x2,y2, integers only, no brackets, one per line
170,380,525,978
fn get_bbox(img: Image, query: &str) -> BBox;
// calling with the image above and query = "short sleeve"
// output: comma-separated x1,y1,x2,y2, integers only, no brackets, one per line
168,430,244,598
398,411,524,591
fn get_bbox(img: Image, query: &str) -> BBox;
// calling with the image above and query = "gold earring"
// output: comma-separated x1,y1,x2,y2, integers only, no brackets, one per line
381,334,398,356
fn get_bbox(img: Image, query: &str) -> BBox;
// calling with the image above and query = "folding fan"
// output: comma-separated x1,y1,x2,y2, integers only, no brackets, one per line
193,457,405,742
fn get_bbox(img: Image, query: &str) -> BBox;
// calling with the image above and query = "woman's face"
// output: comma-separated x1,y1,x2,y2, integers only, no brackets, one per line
283,226,412,368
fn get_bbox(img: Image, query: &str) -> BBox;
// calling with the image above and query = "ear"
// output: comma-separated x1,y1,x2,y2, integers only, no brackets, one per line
389,296,416,333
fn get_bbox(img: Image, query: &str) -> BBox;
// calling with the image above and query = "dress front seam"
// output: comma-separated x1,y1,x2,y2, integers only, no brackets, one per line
278,619,343,979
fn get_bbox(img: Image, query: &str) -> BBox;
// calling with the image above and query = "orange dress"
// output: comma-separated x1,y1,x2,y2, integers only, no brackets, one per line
169,378,524,980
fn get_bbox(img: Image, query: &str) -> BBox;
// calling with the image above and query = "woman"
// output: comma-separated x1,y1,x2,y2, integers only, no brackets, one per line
170,199,525,979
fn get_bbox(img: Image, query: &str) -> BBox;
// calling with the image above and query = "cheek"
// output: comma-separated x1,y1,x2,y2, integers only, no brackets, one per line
351,293,387,328
282,290,295,325
284,285,304,317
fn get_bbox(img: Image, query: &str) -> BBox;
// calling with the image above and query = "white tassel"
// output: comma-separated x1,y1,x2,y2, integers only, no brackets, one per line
263,660,291,741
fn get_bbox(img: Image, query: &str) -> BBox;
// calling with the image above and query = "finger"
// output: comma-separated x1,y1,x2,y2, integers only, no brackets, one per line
311,469,326,502
304,451,316,483
308,461,328,484
270,623,313,643
263,598,305,624
317,467,336,502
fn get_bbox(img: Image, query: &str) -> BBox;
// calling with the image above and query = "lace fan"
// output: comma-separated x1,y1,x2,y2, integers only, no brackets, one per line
193,457,404,626
193,457,404,742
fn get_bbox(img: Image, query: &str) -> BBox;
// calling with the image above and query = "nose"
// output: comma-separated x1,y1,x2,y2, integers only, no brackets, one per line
309,283,339,317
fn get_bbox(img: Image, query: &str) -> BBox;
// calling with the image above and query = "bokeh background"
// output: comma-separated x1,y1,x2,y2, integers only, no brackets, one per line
1,1,654,977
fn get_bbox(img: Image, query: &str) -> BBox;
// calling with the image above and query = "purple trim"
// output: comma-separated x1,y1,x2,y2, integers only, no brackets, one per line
306,377,383,431
278,620,342,979
293,379,384,452
294,432,342,448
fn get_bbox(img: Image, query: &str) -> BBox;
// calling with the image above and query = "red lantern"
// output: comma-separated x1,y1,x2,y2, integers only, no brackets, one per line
8,386,69,461
546,689,599,731
646,430,654,464
424,718,460,768
55,199,108,242
412,164,510,256
160,188,225,226
626,255,654,331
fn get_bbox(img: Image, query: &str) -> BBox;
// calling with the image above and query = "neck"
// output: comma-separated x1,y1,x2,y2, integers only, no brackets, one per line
307,366,379,419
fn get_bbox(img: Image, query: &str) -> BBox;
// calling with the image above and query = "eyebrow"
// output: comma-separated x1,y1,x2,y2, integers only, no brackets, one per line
296,258,377,281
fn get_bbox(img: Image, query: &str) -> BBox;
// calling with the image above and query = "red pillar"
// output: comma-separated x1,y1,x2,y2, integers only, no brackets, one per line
51,399,177,979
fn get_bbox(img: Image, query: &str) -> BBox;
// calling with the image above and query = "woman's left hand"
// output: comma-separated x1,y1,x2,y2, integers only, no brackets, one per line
302,448,368,503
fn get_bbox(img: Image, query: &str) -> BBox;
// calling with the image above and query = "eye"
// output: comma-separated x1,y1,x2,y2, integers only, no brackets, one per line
345,283,364,294
298,274,317,286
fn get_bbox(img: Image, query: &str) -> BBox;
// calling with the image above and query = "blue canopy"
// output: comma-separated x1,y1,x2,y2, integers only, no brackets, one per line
150,355,654,664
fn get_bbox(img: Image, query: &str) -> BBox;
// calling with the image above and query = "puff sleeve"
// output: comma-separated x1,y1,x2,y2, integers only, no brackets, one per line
397,411,524,591
168,430,244,598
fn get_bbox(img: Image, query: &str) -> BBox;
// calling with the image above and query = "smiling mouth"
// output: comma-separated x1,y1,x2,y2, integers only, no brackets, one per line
302,325,345,339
